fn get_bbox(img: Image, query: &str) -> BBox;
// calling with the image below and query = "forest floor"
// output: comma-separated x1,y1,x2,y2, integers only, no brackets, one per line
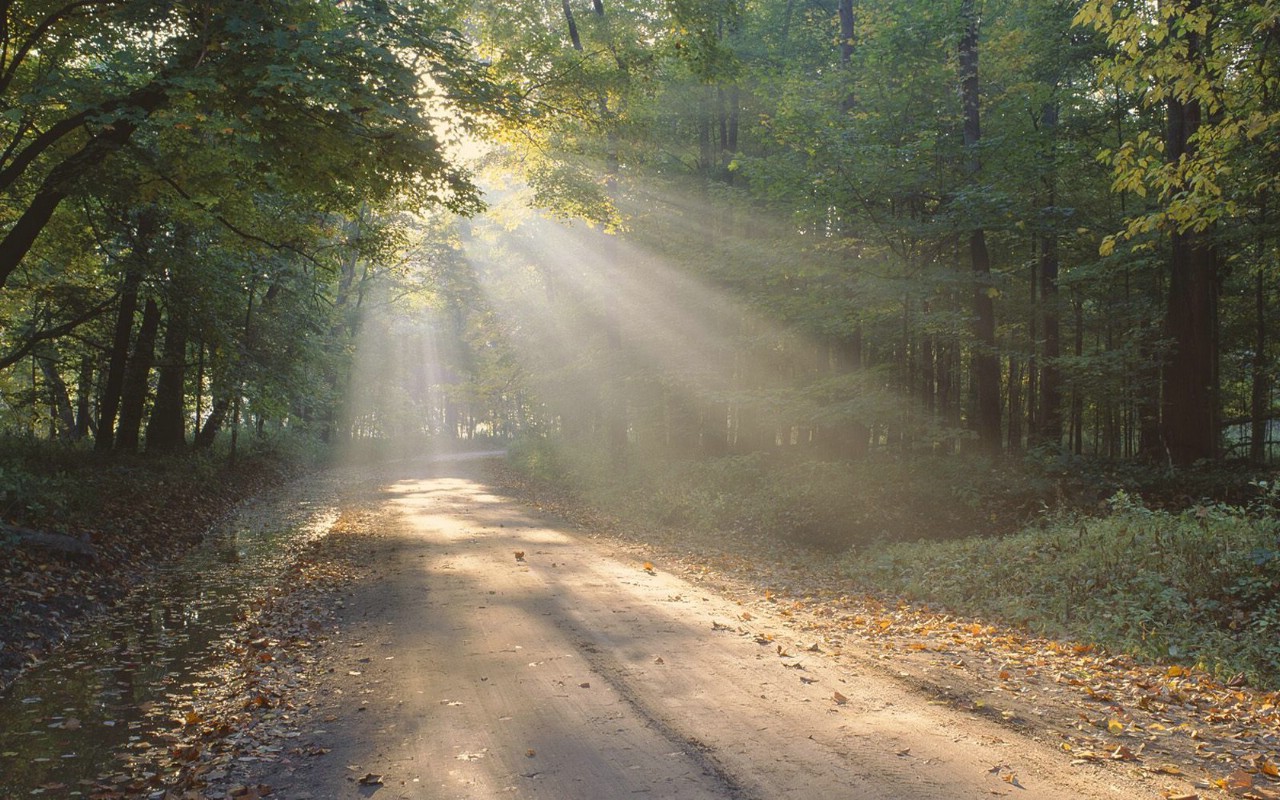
116,456,1280,800
0,456,297,691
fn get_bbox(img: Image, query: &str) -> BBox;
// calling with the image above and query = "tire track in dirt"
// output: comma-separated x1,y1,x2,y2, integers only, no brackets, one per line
204,460,1200,799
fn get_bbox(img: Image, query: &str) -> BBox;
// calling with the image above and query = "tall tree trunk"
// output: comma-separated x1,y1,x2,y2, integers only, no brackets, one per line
1006,357,1022,453
1072,292,1085,455
838,0,857,112
1250,268,1270,463
95,266,145,451
114,297,161,452
1037,102,1064,447
145,304,189,453
195,395,230,449
38,357,77,440
960,0,1001,453
75,354,94,438
561,0,583,50
1162,72,1220,464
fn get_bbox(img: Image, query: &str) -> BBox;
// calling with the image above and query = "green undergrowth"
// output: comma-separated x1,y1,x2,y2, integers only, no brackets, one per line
0,431,316,533
841,488,1280,687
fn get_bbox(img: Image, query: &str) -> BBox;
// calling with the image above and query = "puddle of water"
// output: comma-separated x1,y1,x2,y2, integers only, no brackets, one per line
0,479,338,797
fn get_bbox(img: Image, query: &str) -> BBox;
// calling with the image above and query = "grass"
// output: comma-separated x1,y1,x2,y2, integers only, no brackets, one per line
840,488,1280,686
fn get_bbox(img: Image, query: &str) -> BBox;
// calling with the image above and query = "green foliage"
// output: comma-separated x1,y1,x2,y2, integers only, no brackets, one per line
0,461,63,521
507,434,568,482
841,487,1280,686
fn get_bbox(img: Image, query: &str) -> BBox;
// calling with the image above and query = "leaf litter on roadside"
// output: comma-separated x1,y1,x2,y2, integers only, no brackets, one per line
88,504,373,799
481,461,1280,798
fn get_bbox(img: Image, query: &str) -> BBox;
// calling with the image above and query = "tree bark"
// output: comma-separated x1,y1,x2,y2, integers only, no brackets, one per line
37,356,77,440
75,354,94,438
114,296,161,452
838,0,855,65
561,0,583,50
1161,30,1220,465
960,0,1001,453
1250,269,1270,462
95,262,146,451
145,303,189,453
1006,357,1022,453
195,395,230,449
1036,103,1063,447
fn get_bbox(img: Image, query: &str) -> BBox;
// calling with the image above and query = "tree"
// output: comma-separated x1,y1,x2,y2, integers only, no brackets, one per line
1077,0,1280,463
959,0,1002,452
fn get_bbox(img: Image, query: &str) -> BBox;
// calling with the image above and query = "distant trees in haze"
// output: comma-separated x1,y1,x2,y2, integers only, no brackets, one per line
2,0,1276,468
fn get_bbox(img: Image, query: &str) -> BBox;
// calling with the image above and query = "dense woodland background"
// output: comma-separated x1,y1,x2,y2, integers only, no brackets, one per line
2,0,1280,684
1,0,1275,471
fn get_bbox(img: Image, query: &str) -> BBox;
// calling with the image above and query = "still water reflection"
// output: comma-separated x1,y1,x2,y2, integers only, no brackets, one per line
0,479,338,797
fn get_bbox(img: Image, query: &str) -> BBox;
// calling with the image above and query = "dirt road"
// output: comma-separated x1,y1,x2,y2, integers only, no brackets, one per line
217,461,1187,799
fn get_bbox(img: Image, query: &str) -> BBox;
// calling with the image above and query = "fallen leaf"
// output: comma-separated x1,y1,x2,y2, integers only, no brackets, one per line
357,773,383,785
514,551,525,562
1110,745,1138,761
526,749,536,758
832,691,848,705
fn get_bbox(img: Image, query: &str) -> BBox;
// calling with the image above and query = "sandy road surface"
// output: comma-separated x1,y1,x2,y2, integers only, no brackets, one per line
237,462,1172,799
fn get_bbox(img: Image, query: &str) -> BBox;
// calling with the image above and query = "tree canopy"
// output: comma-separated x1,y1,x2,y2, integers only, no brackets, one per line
1,0,1275,469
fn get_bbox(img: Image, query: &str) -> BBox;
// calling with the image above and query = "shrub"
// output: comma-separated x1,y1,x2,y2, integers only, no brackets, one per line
507,434,568,482
840,490,1280,686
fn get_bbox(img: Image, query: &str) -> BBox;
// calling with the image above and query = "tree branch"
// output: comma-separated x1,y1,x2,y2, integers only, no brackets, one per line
0,297,114,372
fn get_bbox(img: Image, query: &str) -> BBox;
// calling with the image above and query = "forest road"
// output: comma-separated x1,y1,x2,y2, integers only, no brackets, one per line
246,462,1163,800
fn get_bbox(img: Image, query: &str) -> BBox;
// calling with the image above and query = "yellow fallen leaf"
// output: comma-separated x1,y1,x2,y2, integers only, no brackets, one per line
1107,718,1125,734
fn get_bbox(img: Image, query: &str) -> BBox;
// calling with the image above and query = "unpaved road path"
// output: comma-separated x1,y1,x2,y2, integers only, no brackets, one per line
217,461,1189,799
